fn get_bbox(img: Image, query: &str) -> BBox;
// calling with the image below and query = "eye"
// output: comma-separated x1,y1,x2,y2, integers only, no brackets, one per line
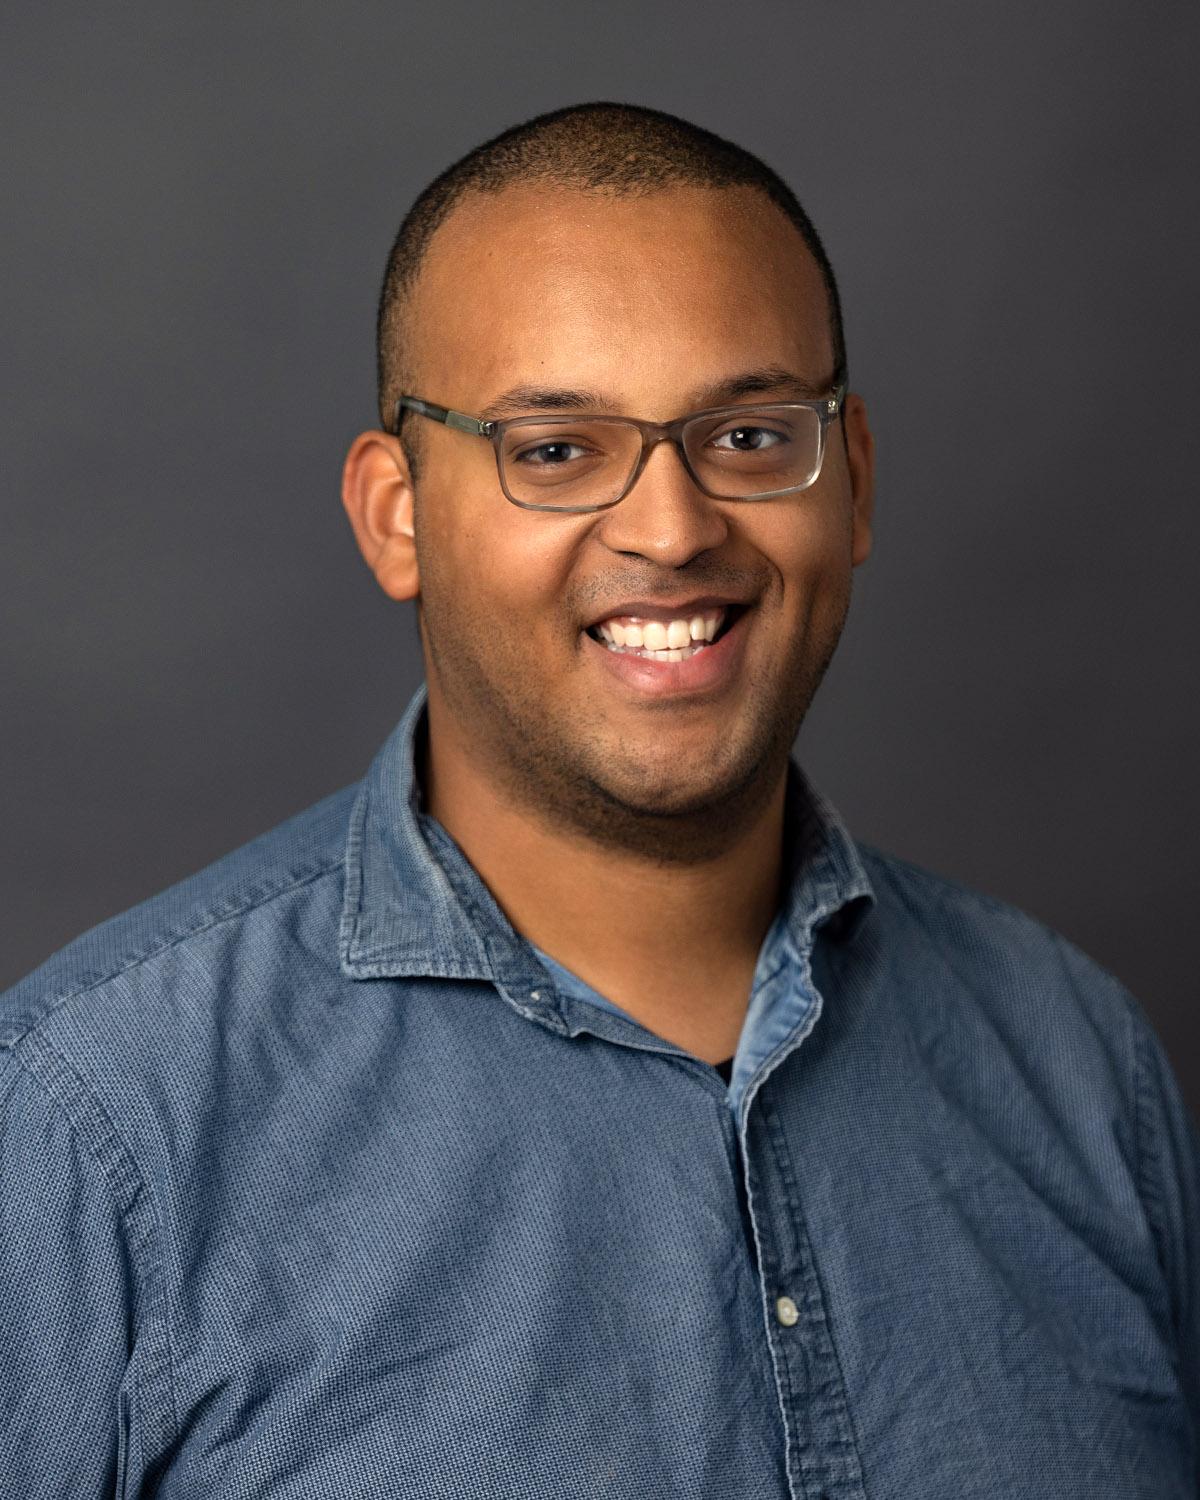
710,424,786,453
513,440,591,466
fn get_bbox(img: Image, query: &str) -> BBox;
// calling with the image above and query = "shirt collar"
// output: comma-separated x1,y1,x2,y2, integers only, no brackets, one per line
339,684,875,988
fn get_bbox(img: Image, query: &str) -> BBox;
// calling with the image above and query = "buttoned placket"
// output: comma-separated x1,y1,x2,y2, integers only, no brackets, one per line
522,950,869,1500
507,962,867,1492
738,1064,869,1500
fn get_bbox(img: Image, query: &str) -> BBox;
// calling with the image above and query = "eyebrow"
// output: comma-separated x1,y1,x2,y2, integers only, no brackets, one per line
702,366,829,404
481,386,601,419
479,366,831,421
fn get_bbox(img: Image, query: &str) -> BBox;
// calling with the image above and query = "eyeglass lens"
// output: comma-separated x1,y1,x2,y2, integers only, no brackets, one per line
497,405,823,509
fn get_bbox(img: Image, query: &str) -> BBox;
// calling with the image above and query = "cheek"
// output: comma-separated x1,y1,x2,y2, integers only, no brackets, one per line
749,500,855,610
416,475,586,632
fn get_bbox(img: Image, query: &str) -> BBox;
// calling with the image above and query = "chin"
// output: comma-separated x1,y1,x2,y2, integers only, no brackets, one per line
587,745,767,823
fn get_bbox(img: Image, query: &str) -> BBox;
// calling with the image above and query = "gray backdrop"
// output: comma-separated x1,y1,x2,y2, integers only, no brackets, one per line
3,4,1198,1116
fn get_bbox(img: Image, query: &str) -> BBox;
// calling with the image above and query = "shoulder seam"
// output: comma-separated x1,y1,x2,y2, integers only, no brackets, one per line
1126,993,1175,1307
4,856,343,1050
858,843,1047,925
5,1030,179,1451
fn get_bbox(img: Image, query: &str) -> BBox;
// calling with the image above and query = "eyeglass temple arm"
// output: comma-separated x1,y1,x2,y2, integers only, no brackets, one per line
393,395,494,437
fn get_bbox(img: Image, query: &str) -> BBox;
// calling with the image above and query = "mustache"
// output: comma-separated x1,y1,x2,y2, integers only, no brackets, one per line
569,560,765,614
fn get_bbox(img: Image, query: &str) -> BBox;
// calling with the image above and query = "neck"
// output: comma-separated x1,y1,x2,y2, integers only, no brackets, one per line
422,698,787,1067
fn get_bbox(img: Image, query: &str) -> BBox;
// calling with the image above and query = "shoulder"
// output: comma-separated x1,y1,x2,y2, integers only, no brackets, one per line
853,841,1145,1076
0,783,358,1052
858,840,1131,995
853,844,1200,1398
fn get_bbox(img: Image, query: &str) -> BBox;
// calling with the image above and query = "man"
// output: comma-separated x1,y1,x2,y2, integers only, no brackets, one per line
1,102,1196,1498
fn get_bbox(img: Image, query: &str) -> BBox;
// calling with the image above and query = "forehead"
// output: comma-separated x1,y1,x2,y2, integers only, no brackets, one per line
405,183,835,410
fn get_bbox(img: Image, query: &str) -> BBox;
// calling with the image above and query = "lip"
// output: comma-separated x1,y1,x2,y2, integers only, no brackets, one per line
582,594,749,630
582,604,750,699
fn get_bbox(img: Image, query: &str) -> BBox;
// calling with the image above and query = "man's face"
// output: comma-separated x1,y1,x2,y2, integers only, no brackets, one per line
394,183,873,849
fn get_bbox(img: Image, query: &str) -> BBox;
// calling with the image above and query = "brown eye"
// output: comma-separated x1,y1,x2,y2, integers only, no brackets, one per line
712,425,786,452
514,441,589,465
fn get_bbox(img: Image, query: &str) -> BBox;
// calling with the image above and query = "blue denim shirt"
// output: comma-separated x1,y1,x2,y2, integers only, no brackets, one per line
2,685,1197,1498
534,911,811,1121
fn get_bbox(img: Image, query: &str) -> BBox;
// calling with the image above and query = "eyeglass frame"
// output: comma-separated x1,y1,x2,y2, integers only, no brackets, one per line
390,385,847,514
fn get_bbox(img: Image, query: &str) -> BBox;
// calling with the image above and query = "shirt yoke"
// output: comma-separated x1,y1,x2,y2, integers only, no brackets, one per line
0,784,357,1051
868,837,1143,1000
857,841,1142,1100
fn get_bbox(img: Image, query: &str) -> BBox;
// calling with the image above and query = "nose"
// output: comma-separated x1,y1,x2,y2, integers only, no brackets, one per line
595,438,729,568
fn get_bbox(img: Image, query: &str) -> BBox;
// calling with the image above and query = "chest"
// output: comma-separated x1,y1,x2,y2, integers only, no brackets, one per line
143,1028,1191,1499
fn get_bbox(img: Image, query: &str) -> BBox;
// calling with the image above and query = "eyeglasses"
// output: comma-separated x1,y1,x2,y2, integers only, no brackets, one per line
392,387,846,514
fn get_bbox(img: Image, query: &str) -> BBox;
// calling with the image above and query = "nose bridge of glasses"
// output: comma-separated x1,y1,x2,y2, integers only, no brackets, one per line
617,418,715,506
618,417,693,486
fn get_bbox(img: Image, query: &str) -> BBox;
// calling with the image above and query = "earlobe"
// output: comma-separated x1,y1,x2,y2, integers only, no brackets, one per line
842,393,875,567
341,431,420,601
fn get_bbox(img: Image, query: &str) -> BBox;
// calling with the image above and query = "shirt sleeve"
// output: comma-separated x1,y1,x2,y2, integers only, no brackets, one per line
0,1043,162,1498
1130,1002,1200,1464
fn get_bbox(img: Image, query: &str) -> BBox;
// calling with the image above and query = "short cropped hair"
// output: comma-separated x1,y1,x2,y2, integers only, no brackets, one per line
376,101,847,452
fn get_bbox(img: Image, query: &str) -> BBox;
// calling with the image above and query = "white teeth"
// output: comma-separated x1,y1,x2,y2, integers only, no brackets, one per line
588,606,731,661
666,619,691,650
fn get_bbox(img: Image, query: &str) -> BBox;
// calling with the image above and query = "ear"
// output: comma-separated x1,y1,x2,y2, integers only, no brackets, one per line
341,430,419,601
841,392,875,567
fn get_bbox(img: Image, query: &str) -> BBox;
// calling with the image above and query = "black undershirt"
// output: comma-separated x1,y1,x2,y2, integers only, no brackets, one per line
714,1057,734,1084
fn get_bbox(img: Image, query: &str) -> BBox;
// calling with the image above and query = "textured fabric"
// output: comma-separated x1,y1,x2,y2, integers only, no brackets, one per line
533,944,740,1104
2,684,1197,1498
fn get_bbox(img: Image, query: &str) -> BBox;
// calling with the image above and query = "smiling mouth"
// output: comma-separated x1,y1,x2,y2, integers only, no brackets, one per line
584,605,741,662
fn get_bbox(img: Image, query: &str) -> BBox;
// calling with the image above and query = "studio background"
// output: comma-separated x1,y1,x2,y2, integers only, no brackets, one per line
3,4,1197,1115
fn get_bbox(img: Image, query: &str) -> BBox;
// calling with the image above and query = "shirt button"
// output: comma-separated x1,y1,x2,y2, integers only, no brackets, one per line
774,1295,799,1327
